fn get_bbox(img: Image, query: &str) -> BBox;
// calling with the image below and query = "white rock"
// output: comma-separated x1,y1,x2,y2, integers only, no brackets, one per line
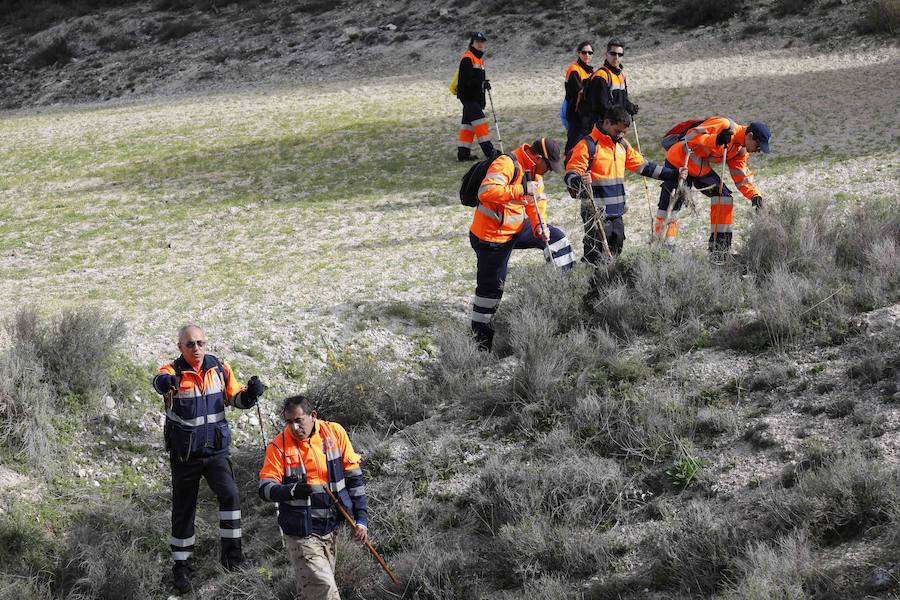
104,396,116,410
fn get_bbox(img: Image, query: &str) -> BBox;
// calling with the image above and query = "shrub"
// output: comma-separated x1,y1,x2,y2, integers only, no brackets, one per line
156,18,201,42
307,351,425,432
752,266,808,349
98,32,137,52
742,199,830,278
720,531,816,600
0,503,57,577
25,36,74,68
0,349,55,465
767,451,900,543
426,326,509,415
857,0,900,33
667,0,741,27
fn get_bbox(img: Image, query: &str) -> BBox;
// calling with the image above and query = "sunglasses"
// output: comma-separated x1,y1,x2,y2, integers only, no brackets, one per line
183,340,206,349
580,50,594,55
608,51,624,57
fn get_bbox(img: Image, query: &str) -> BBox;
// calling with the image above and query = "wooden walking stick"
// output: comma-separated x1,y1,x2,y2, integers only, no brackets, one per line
578,175,613,261
658,153,691,244
322,487,401,586
630,117,656,241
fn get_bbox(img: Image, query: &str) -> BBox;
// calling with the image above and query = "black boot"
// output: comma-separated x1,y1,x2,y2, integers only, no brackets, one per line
172,561,192,594
221,547,243,572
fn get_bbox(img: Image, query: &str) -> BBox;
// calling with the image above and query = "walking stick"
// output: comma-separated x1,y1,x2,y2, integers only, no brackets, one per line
486,87,503,153
322,487,401,586
629,118,656,241
578,176,613,261
658,153,690,244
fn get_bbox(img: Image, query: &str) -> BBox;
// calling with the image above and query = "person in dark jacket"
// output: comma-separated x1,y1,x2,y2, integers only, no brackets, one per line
580,39,638,129
153,324,265,593
563,41,595,153
456,31,496,161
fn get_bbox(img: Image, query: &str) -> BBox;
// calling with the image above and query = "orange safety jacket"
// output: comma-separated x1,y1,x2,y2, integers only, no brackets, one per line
258,420,368,538
564,126,677,217
665,116,761,200
469,144,548,244
457,48,486,105
156,354,244,460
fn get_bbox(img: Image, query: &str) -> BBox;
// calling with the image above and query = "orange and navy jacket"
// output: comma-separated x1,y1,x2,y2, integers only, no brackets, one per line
470,143,548,243
154,354,245,460
457,46,486,106
258,420,368,538
565,126,678,218
583,62,635,124
564,59,593,123
666,116,761,200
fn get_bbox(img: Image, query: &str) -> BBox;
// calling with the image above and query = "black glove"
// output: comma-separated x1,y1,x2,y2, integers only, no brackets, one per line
629,103,639,115
715,129,733,146
291,482,312,499
245,376,265,401
751,195,764,211
483,80,491,91
155,373,178,395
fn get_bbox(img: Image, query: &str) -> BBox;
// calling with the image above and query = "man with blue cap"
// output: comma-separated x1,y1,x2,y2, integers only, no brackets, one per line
654,117,771,253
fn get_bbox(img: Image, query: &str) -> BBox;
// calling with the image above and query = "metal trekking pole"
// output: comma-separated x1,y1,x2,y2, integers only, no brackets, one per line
486,87,503,153
322,486,401,586
630,117,656,242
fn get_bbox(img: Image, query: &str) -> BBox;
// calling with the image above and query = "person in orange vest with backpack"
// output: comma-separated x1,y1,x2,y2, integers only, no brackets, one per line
259,394,368,600
563,41,595,153
655,117,770,252
153,324,266,594
469,137,576,351
565,106,687,262
580,39,638,130
455,31,497,161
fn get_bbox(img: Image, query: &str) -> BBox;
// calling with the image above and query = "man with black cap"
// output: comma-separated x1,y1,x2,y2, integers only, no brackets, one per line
455,31,497,161
653,117,771,252
469,137,576,351
565,106,688,262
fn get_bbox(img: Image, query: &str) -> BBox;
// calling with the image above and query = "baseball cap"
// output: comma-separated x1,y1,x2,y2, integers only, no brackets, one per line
470,31,487,42
532,137,563,173
747,122,771,154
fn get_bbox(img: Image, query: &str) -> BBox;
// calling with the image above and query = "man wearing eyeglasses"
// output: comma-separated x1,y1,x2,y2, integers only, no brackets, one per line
153,324,266,594
259,395,368,600
564,41,595,153
580,39,639,130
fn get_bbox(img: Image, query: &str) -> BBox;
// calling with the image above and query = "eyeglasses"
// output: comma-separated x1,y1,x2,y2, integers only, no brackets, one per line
183,340,206,349
608,51,624,57
580,50,594,55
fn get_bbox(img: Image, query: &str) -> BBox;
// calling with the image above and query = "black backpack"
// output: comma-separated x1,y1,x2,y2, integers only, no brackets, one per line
459,153,519,207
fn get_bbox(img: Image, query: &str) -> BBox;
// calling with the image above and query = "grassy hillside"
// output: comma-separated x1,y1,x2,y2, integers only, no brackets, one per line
1,21,899,600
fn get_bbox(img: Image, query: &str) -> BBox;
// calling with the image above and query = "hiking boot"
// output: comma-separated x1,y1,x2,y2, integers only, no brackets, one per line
221,548,243,572
172,561,192,594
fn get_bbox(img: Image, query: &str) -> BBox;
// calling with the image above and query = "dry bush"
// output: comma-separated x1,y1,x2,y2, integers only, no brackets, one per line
667,0,741,27
0,575,53,600
767,451,900,544
743,199,831,278
720,531,816,600
651,500,754,595
0,503,57,578
308,353,425,432
426,326,508,415
857,0,900,33
25,36,74,68
0,349,56,466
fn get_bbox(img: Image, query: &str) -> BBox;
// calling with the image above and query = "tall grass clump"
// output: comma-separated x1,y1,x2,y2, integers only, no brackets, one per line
856,0,900,33
426,327,509,415
766,451,900,544
719,531,816,600
307,351,424,432
0,350,55,465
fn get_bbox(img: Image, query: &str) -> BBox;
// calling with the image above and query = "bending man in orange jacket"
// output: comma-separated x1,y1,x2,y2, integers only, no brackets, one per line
655,117,771,252
469,137,576,351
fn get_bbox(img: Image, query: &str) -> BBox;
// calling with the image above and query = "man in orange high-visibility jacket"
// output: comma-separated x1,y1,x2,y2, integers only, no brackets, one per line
456,31,496,161
259,395,368,600
153,324,265,594
469,137,576,351
655,117,770,252
563,41,595,153
565,106,687,262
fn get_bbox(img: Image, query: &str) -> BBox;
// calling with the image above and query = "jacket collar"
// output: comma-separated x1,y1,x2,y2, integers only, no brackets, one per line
591,126,623,148
469,46,484,59
513,144,539,177
173,353,216,373
576,58,594,72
